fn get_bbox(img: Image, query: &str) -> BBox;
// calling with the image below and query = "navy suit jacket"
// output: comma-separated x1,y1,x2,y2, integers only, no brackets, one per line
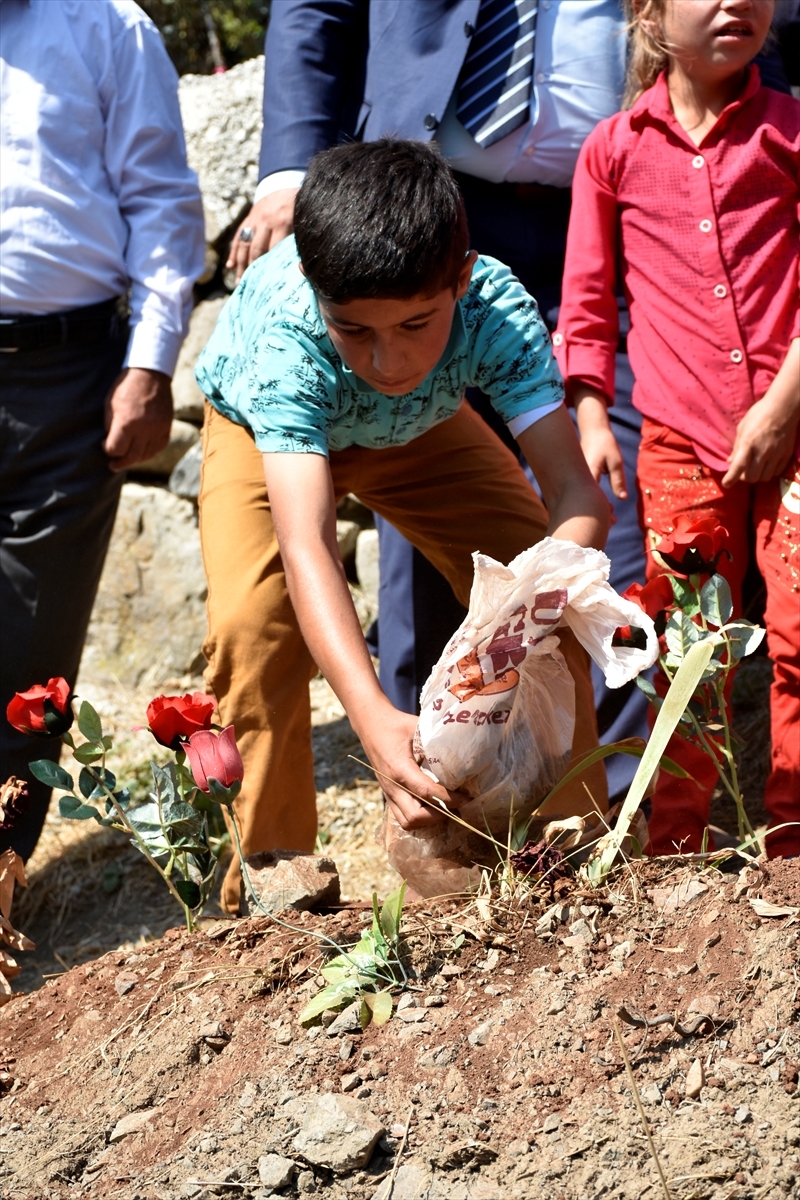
259,0,481,179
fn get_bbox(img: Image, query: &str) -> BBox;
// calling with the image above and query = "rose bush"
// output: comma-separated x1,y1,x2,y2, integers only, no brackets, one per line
6,677,73,737
146,691,216,749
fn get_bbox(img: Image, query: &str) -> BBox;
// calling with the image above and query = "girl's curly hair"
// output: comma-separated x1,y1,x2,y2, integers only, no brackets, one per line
622,0,670,108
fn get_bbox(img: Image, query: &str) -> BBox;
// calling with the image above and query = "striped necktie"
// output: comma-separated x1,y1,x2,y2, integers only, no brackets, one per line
456,0,538,148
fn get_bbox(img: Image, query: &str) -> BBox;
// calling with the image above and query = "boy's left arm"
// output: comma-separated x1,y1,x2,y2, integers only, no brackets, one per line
516,405,611,549
722,338,800,487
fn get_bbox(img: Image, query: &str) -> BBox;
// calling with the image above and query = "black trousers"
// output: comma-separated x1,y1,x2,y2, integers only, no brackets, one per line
0,328,127,858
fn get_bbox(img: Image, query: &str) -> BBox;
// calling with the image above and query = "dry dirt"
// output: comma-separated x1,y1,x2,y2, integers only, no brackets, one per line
2,859,799,1200
4,657,798,1200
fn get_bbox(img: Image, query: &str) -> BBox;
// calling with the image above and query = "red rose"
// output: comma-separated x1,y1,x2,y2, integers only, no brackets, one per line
622,576,674,629
655,515,729,577
6,678,73,737
184,726,244,796
146,692,216,749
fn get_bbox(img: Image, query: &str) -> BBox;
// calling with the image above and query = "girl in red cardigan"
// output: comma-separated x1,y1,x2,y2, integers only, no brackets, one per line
555,0,799,858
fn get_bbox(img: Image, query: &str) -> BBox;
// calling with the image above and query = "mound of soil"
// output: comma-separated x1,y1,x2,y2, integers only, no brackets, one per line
2,858,799,1200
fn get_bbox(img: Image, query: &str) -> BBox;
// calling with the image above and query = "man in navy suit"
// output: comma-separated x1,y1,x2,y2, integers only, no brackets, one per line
228,0,650,807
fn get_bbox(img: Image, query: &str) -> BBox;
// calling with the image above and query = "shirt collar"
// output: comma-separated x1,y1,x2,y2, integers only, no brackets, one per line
631,62,761,142
334,301,469,396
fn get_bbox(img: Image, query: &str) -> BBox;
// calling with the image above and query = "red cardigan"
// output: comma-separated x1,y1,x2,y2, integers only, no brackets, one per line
555,66,800,472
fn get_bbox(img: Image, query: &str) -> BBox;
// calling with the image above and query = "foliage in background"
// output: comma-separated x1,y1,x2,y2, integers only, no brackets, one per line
139,0,270,76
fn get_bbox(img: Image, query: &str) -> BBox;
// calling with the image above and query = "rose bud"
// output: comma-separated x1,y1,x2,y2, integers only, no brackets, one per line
184,726,244,800
146,692,216,750
6,678,73,737
655,515,729,578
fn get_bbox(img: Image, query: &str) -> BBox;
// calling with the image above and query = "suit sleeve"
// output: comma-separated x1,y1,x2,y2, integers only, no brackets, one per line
553,122,620,405
259,0,369,179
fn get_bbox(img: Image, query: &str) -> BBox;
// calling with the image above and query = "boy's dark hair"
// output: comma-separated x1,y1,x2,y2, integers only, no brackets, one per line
294,138,470,304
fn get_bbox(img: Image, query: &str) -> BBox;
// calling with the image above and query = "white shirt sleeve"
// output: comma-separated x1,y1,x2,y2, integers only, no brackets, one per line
506,398,564,438
103,14,206,376
254,170,307,204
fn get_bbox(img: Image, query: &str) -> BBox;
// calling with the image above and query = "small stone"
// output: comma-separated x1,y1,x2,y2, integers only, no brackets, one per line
735,1105,751,1124
356,1085,372,1099
640,1083,661,1105
339,1038,355,1061
397,1009,427,1023
685,1058,705,1099
296,1169,316,1193
109,1109,155,1143
423,994,446,1007
199,1136,218,1154
243,850,340,916
610,940,633,961
543,1114,561,1134
687,994,721,1018
327,1002,363,1038
369,1063,387,1080
275,1027,293,1046
170,441,203,501
369,1163,433,1200
467,1020,494,1047
114,972,138,997
341,1072,362,1093
137,419,200,478
292,1094,385,1173
508,1138,530,1156
396,993,418,1011
546,997,566,1016
257,1154,295,1189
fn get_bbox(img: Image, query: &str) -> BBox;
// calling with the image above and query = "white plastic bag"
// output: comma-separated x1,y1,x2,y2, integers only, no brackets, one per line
383,537,658,896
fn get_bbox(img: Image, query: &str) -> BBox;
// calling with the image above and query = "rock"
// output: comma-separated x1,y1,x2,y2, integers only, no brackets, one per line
114,972,138,997
543,1114,561,1133
651,878,708,912
336,520,360,563
370,1163,432,1200
735,1105,751,1124
546,997,567,1016
136,420,199,478
339,1038,355,1060
467,1020,494,1047
355,528,380,606
170,441,203,501
341,1071,361,1092
179,59,265,247
109,1108,155,1143
171,296,227,423
257,1154,295,1189
327,1002,363,1038
81,483,207,688
685,1058,705,1099
687,994,721,1017
610,940,633,961
243,850,340,916
275,1027,293,1046
640,1083,662,1105
292,1094,385,1174
396,993,418,1011
418,1045,457,1069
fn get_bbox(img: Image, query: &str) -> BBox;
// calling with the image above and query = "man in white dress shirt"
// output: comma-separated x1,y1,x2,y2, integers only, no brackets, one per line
0,0,205,859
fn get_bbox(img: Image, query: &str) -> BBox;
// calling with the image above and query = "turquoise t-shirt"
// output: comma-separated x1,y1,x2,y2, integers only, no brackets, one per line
195,236,564,455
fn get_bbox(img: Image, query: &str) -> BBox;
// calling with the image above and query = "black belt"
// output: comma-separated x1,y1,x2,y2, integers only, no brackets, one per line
0,296,128,353
453,171,572,208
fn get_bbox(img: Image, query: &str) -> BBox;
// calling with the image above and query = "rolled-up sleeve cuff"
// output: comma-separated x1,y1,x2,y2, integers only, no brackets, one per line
553,331,615,406
124,322,184,377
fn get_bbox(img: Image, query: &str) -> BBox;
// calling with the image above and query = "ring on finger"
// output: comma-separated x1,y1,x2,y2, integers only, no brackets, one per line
238,226,255,243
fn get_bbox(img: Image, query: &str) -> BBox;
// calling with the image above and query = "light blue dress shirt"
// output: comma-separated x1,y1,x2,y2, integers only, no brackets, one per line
0,0,205,375
436,0,627,187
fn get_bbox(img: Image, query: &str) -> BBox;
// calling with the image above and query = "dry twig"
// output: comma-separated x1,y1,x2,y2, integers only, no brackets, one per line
612,1016,672,1200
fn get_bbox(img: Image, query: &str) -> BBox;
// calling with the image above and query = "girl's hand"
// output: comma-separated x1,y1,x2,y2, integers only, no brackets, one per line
722,340,800,489
573,387,628,499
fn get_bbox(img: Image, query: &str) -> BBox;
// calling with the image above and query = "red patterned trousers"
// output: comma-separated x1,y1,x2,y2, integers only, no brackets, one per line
637,418,800,859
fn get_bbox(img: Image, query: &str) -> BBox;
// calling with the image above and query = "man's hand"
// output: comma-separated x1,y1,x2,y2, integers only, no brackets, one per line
104,367,173,472
353,703,468,831
226,188,299,281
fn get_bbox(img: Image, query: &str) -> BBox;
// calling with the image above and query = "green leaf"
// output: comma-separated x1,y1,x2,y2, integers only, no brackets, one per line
59,794,100,821
101,735,114,750
298,983,357,1026
73,743,103,765
379,884,406,944
540,737,691,804
29,759,74,792
593,636,716,881
724,621,766,661
700,574,733,627
670,576,700,615
362,990,393,1026
77,700,103,744
174,879,202,909
664,611,701,660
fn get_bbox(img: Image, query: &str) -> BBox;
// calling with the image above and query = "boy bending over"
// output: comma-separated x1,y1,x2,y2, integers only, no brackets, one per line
196,140,610,912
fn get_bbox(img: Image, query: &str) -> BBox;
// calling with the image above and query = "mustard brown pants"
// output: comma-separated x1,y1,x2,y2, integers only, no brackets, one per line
199,401,608,911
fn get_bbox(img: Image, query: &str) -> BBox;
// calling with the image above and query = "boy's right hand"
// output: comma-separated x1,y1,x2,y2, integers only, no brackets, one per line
354,703,468,830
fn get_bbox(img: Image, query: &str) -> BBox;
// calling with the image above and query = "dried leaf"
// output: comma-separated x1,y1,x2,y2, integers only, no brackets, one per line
0,948,19,980
0,912,34,952
748,897,800,919
651,878,708,912
0,847,27,922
